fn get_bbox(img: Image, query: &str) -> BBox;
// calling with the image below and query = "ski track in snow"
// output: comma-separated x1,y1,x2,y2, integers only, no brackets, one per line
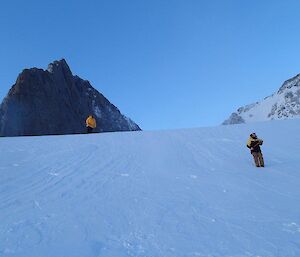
1,119,300,257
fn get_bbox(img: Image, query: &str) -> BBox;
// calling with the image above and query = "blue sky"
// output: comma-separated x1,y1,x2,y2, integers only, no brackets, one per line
1,0,300,130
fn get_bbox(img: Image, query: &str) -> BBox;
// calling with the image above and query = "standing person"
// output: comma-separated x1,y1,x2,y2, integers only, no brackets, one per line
86,115,96,133
247,133,264,167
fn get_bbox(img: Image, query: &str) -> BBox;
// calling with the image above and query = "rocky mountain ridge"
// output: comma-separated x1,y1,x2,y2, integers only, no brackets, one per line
223,73,300,125
0,59,141,136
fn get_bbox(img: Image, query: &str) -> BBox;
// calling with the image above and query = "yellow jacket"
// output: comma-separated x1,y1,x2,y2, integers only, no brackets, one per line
86,116,96,128
247,137,263,147
247,137,256,148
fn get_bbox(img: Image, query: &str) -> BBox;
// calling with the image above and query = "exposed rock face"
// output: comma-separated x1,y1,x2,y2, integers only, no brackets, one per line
223,73,300,125
222,113,245,125
0,59,141,136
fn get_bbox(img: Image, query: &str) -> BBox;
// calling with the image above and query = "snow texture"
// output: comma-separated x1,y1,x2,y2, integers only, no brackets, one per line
1,119,300,257
223,73,300,125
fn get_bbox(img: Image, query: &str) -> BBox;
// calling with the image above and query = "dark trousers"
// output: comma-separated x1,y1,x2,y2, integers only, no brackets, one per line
86,126,93,133
252,152,264,167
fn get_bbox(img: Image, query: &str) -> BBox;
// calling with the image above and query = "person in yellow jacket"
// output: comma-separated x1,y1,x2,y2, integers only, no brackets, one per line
247,133,264,167
86,115,96,133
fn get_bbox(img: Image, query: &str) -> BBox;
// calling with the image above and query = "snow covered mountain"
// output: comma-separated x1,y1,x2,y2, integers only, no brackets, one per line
223,73,300,125
1,119,300,257
0,59,141,136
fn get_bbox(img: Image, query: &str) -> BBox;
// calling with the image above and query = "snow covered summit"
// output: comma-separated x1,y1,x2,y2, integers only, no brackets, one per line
223,73,300,125
1,119,300,256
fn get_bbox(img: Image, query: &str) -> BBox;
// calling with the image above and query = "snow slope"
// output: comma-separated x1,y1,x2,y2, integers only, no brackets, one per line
1,119,300,257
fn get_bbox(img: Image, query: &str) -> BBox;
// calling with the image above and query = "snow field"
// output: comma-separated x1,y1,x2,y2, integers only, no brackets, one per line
0,119,300,257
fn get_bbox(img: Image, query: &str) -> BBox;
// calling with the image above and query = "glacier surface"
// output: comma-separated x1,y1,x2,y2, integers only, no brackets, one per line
1,120,300,257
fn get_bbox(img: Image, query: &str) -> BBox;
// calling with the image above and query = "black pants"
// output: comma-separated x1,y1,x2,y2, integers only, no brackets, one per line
86,126,93,133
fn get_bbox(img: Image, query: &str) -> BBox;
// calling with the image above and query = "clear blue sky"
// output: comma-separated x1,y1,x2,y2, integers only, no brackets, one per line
1,0,300,130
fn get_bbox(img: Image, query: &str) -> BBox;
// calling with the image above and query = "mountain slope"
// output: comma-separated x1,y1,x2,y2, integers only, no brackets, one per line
223,74,300,125
1,120,300,257
0,59,140,136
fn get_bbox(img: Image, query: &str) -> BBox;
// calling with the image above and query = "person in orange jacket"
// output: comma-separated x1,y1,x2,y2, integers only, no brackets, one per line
86,115,96,133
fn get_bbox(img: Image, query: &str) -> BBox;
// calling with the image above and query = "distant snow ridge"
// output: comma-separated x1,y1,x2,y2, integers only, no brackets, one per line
223,73,300,125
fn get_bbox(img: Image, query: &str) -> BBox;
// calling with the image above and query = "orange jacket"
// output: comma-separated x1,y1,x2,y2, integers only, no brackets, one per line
86,116,96,128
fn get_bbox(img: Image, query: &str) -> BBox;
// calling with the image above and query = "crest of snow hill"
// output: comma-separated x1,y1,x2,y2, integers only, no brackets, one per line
0,59,141,136
223,73,300,125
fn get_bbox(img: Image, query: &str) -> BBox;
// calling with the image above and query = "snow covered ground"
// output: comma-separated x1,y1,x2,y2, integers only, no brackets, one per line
1,119,300,257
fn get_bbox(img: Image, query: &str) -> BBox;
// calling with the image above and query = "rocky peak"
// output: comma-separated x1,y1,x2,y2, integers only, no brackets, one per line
47,59,72,75
0,59,141,136
223,72,300,125
278,74,300,94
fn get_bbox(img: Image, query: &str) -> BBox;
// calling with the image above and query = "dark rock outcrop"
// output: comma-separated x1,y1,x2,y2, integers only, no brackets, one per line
222,113,245,125
0,59,141,136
